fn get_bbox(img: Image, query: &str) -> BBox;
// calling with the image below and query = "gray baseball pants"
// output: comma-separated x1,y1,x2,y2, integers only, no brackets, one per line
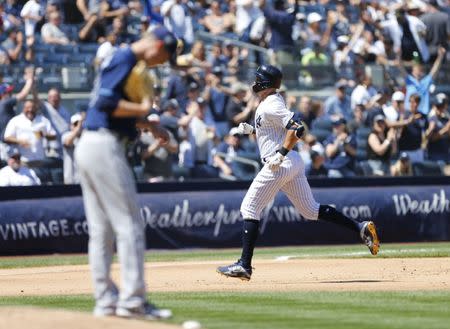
75,129,146,311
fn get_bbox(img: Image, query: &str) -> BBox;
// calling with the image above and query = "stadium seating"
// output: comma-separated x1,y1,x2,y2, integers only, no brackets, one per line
412,161,444,176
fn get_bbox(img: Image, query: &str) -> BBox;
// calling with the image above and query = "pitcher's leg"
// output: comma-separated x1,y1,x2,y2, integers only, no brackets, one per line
98,146,146,309
77,166,118,314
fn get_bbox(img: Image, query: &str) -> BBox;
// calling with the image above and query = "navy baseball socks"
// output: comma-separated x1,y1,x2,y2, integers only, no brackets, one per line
318,205,379,255
217,219,258,280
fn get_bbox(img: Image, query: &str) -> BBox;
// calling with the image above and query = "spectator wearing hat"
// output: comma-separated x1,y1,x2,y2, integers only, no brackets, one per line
1,27,23,63
390,152,413,177
396,94,428,162
383,91,405,122
159,98,180,139
62,112,84,184
4,99,56,182
367,114,397,175
324,81,352,121
0,68,35,162
426,93,450,163
333,35,351,70
213,127,256,180
323,117,357,178
306,146,328,177
178,97,217,178
301,12,331,51
0,147,41,186
226,82,254,126
400,46,446,115
139,118,178,183
420,0,449,63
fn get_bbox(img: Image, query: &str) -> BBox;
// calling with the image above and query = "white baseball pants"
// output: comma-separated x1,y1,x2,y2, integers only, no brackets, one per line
241,151,320,220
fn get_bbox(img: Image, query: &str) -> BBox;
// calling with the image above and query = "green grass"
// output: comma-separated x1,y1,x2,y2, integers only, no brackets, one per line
0,242,449,269
1,291,449,329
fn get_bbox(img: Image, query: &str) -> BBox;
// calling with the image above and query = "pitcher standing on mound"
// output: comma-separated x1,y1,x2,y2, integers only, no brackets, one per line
75,26,179,319
217,65,379,281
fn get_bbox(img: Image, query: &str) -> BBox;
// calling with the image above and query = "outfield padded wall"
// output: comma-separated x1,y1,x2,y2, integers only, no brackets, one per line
0,179,449,255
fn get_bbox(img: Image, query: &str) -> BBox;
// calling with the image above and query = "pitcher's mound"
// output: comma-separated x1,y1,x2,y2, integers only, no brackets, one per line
0,307,180,329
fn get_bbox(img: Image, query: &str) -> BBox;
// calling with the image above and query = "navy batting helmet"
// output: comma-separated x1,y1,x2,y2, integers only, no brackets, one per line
252,65,283,93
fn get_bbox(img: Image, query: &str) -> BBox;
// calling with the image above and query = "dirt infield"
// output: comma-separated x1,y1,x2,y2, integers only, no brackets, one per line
1,257,449,329
1,257,449,297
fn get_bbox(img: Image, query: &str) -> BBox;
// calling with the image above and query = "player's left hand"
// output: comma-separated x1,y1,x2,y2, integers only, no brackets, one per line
266,152,285,172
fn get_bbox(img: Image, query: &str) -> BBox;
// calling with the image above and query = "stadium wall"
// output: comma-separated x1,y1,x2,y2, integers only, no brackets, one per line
0,178,449,255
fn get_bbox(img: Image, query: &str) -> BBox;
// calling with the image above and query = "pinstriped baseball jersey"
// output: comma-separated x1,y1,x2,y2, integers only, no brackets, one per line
240,92,320,221
255,93,294,159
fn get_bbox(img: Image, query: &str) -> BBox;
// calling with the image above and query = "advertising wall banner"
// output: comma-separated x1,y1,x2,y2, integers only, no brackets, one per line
0,185,449,255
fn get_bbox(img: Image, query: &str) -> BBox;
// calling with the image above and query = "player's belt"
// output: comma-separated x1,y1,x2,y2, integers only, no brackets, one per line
84,128,130,145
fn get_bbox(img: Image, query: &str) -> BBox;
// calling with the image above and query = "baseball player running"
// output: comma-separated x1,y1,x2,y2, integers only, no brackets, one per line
217,65,379,281
75,26,179,319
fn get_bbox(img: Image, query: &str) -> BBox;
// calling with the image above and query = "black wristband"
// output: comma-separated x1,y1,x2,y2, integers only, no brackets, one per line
278,147,290,156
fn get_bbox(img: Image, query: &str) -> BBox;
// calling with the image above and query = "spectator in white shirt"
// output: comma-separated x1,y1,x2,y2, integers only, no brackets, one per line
41,88,70,158
41,11,70,45
350,74,378,110
20,0,42,53
3,100,56,181
161,0,194,47
95,32,118,69
0,147,41,186
62,112,84,184
383,91,405,122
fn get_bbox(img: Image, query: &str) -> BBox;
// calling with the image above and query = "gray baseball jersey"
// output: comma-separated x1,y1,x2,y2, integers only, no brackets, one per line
240,93,320,220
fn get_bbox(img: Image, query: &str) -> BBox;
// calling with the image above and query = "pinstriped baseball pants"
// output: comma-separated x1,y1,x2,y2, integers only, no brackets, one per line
241,151,320,220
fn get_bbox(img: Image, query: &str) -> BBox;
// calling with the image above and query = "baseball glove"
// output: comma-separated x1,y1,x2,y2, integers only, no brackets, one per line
123,60,154,103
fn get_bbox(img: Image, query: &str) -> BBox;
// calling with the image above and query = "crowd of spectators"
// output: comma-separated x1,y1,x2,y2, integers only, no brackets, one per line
0,0,449,186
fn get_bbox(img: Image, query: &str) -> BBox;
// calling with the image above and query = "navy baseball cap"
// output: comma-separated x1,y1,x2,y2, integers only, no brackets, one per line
332,117,346,126
400,152,409,161
7,147,20,158
152,25,182,65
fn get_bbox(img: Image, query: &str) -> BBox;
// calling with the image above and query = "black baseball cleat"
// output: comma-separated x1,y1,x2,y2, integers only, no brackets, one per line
217,260,252,281
360,221,380,255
